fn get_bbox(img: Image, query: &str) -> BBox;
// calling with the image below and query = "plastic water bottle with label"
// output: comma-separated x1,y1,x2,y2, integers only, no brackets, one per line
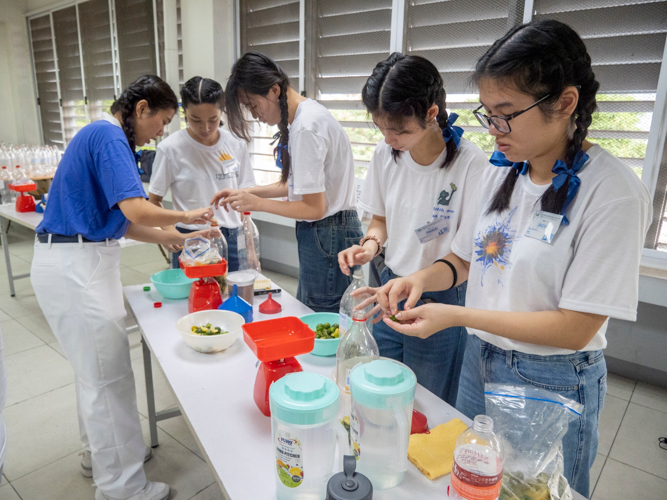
338,268,368,336
450,415,504,500
237,212,261,273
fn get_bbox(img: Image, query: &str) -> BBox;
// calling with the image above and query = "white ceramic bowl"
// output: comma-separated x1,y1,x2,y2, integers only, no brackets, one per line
175,310,245,354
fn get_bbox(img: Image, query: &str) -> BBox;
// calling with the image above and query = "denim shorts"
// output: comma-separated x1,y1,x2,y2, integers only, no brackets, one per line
372,266,468,406
456,333,607,499
295,210,364,313
171,226,240,272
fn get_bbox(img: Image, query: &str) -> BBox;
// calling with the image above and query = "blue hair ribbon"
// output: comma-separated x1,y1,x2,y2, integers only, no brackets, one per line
441,113,464,149
489,151,529,176
550,150,589,225
270,132,288,170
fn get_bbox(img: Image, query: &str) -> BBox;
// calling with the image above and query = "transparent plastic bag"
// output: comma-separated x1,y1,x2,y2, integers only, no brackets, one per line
484,384,584,500
179,237,222,267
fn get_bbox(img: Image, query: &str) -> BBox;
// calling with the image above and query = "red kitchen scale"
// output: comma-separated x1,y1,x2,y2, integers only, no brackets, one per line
9,182,37,212
180,260,227,313
242,317,315,416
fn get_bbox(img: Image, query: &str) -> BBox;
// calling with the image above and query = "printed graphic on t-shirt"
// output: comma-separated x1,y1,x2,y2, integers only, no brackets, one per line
215,149,239,181
473,207,517,287
431,182,457,221
437,183,458,206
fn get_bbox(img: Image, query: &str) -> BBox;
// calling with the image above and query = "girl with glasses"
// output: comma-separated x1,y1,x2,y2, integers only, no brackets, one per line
356,20,651,498
337,53,488,405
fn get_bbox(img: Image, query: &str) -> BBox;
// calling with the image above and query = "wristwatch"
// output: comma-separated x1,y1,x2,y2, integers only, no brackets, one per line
359,235,383,257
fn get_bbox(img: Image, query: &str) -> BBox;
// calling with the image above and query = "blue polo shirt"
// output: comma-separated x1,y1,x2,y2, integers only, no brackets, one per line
37,114,147,241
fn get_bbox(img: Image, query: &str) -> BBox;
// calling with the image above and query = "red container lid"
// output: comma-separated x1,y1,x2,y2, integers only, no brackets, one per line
243,317,315,362
179,259,227,279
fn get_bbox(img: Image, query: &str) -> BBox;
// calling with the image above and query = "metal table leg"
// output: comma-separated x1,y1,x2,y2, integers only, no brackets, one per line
142,336,160,448
0,216,15,297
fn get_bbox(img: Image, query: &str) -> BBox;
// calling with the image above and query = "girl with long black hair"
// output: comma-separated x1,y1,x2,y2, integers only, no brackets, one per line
32,75,217,500
149,76,256,270
337,53,488,405
211,52,362,312
359,20,651,497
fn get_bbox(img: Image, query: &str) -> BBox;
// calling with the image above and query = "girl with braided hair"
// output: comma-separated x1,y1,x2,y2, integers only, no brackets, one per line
337,53,488,405
356,20,651,497
212,52,362,312
32,75,218,500
149,76,256,270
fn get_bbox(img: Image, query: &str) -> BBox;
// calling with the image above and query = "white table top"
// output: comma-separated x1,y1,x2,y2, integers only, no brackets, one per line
0,204,142,248
124,284,475,500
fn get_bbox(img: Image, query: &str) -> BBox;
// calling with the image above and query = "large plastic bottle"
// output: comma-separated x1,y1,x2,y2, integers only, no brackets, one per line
0,166,12,206
210,223,229,295
338,268,369,337
450,415,504,500
238,212,261,274
335,307,379,431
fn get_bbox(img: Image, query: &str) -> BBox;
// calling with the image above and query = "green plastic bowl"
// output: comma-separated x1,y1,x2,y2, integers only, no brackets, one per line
300,313,341,357
150,269,196,300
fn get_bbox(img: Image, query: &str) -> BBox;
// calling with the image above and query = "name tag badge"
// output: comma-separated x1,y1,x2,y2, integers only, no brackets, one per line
414,218,450,244
221,158,238,175
525,211,563,244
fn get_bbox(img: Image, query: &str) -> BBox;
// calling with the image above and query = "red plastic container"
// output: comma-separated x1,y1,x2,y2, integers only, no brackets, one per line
243,317,315,416
179,260,227,279
187,278,222,313
9,182,37,213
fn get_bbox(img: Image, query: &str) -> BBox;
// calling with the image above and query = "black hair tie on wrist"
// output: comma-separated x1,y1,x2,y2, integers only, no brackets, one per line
434,259,457,290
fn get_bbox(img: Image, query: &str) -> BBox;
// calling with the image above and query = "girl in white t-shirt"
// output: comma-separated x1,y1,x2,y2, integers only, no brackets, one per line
337,53,487,405
211,53,362,312
358,20,652,498
149,76,256,270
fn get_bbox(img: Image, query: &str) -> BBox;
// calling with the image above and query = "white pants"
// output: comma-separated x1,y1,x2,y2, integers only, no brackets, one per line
31,239,146,498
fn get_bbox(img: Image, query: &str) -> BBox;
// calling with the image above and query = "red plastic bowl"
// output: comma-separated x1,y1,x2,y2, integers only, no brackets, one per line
243,317,315,362
179,260,227,279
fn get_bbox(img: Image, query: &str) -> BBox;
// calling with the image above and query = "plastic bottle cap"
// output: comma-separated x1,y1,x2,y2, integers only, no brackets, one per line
259,293,282,314
243,211,251,215
284,373,327,401
154,302,162,308
143,286,150,292
364,359,404,386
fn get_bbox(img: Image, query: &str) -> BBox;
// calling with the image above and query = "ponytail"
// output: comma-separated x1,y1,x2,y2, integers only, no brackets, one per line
110,75,178,152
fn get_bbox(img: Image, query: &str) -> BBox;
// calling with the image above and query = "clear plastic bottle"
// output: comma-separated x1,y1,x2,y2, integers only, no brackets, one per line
0,166,12,206
210,224,229,295
450,415,504,500
238,212,261,274
335,307,379,430
338,268,369,337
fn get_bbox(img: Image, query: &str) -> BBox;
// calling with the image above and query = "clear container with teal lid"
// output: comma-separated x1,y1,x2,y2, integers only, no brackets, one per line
349,359,416,490
270,372,349,500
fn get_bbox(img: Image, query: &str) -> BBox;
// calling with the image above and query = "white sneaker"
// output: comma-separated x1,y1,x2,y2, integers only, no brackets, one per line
94,481,170,500
81,447,153,478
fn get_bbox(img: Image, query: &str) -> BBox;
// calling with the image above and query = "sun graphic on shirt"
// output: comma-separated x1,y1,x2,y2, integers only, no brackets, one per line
474,207,517,287
218,150,233,161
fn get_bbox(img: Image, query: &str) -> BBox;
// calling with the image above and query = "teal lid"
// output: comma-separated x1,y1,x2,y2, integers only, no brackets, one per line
270,372,339,426
350,359,416,409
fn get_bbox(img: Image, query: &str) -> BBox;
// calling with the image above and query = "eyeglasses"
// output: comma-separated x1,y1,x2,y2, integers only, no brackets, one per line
473,94,552,134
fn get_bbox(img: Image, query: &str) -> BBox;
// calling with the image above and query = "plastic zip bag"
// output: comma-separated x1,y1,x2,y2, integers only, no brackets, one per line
484,384,584,500
179,237,222,267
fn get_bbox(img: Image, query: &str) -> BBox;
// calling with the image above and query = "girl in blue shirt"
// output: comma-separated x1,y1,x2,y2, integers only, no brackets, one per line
32,75,216,500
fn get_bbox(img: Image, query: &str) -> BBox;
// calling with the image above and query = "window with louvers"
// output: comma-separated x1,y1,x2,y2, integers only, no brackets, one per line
115,0,158,88
29,15,63,148
532,0,667,250
239,0,301,184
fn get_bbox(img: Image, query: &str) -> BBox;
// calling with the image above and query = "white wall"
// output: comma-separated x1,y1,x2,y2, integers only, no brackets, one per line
0,0,41,145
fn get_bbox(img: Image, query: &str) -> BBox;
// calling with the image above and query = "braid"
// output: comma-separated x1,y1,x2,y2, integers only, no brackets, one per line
486,170,521,216
433,85,458,169
277,82,291,183
112,96,138,152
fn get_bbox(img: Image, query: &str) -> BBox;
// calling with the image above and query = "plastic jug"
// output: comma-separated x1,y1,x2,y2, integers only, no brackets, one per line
349,359,416,490
270,372,349,500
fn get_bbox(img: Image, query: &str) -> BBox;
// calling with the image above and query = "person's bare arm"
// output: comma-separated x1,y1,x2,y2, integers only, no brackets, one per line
118,197,212,227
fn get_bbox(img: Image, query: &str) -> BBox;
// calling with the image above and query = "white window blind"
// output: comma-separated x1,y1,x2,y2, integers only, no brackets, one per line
115,0,159,89
29,15,64,148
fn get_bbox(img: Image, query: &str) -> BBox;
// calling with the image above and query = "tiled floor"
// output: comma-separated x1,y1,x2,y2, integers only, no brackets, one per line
0,224,666,499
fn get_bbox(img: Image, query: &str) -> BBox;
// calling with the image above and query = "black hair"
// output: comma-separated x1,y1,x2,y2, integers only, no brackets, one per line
225,52,291,183
474,19,599,216
362,52,458,169
181,76,225,126
110,75,178,152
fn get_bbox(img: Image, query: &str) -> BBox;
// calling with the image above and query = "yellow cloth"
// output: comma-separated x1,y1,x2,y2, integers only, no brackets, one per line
408,418,468,480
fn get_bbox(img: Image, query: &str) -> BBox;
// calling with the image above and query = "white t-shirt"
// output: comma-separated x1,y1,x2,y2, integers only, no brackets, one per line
359,138,487,277
451,144,652,355
149,128,256,230
287,99,357,222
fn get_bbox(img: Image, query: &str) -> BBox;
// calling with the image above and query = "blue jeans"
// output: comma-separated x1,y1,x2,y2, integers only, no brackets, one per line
456,334,607,499
171,226,240,272
295,210,364,313
372,266,468,406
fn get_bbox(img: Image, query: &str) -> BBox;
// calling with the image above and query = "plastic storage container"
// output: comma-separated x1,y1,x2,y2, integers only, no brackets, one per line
349,359,416,490
270,372,348,500
226,271,256,305
449,415,503,500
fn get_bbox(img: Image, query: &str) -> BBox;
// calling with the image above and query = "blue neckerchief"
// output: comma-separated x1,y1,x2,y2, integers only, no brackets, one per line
489,151,529,176
441,113,464,149
134,150,145,176
551,149,589,225
270,132,288,170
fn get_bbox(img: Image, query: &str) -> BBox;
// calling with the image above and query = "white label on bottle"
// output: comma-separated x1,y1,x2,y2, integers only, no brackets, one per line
275,430,304,489
350,404,361,460
339,312,349,335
